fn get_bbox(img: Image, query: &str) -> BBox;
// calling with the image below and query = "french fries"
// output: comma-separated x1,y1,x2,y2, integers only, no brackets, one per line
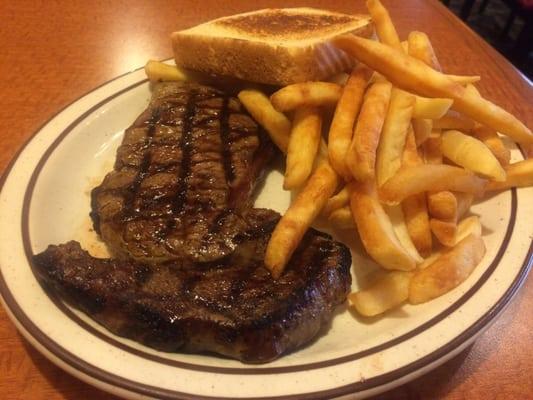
412,96,453,119
402,193,433,257
412,118,433,146
427,191,457,220
284,107,322,189
376,88,416,186
409,233,486,304
401,128,433,257
456,192,474,220
486,158,533,191
238,89,291,153
456,216,482,244
349,271,413,316
441,130,506,181
430,218,457,247
385,204,424,263
345,81,392,181
451,84,533,145
433,110,476,131
471,124,511,166
422,133,442,164
407,31,441,70
260,0,532,320
349,180,417,271
379,164,487,205
428,191,473,247
265,161,339,278
328,206,355,229
333,35,533,144
447,74,481,85
332,35,465,99
270,82,343,112
322,186,350,216
328,66,370,179
144,60,197,82
366,0,402,50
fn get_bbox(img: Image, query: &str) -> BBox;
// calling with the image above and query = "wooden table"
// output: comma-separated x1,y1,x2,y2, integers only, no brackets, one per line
0,0,531,399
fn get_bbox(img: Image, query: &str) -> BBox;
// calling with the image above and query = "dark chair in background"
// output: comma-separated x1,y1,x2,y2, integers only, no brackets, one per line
443,0,532,71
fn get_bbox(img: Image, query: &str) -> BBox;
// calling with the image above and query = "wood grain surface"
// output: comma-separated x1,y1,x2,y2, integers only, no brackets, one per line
0,0,531,399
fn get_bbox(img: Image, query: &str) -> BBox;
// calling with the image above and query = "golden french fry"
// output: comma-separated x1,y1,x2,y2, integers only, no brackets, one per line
427,191,457,221
366,0,402,50
409,233,486,304
441,130,506,181
433,111,476,131
376,88,416,186
144,60,199,82
349,271,413,316
423,133,443,164
328,72,350,85
452,84,533,145
328,66,370,179
406,32,479,84
333,35,465,99
430,218,457,247
407,31,441,70
238,89,291,153
265,161,339,278
401,128,433,257
464,83,482,98
447,74,481,85
379,164,487,205
486,158,533,191
345,81,393,181
385,204,424,263
349,180,417,271
456,192,474,220
412,118,433,146
333,35,533,145
402,193,433,257
322,186,350,217
428,191,473,246
471,125,511,166
328,206,355,229
401,125,421,166
412,96,453,119
401,40,409,53
270,82,343,112
284,107,322,190
418,252,441,270
456,216,482,244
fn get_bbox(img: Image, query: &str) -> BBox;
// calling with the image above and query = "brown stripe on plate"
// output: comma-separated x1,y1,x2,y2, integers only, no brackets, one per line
16,75,527,374
0,72,530,398
2,234,530,400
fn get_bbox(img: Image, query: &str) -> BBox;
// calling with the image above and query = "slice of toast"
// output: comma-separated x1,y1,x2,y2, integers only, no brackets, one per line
171,8,373,86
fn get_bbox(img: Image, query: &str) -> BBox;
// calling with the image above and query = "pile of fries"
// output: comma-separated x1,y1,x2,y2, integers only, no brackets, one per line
145,0,533,318
239,0,533,317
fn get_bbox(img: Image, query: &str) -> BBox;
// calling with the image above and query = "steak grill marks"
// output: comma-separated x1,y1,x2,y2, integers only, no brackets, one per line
34,82,353,363
165,89,197,236
123,109,160,220
91,82,271,263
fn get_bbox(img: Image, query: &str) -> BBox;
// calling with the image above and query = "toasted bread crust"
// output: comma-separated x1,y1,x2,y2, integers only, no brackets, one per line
171,8,373,86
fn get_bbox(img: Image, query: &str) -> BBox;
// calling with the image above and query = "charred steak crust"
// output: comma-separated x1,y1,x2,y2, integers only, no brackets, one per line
91,82,274,263
33,210,351,363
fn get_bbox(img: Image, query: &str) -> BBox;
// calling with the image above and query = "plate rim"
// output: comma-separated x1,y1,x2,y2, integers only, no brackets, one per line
0,70,532,399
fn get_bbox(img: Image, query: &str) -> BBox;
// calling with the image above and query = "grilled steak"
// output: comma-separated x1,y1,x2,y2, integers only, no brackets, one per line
33,81,353,363
91,82,274,263
33,209,351,363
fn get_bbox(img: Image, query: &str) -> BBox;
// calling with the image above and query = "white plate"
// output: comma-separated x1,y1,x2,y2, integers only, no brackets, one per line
0,66,531,400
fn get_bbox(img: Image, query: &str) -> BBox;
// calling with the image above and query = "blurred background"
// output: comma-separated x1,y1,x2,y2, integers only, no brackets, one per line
442,0,532,80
